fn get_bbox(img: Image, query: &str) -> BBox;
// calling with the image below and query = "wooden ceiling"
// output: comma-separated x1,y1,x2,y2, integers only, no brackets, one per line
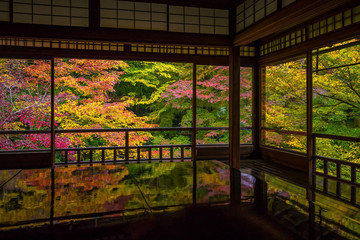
0,0,358,48
234,0,359,46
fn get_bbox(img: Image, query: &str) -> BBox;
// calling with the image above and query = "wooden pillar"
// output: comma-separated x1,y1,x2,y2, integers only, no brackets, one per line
50,59,55,166
50,58,55,226
306,50,314,197
306,50,314,191
229,47,241,169
306,50,316,239
192,63,197,205
252,62,261,158
89,0,100,29
229,46,241,203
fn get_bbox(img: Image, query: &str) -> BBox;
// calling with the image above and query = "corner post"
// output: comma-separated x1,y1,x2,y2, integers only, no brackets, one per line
192,63,197,205
252,44,261,158
50,58,55,226
306,50,316,238
229,46,241,204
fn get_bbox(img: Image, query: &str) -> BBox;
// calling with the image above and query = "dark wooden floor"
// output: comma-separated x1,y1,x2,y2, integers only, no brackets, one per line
1,160,350,240
1,204,301,240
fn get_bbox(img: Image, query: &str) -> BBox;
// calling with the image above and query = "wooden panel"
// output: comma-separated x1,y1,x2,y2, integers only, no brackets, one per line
260,146,307,172
0,151,52,170
240,145,254,157
196,145,229,160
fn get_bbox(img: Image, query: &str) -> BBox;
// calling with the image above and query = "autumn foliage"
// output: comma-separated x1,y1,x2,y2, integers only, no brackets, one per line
1,60,248,158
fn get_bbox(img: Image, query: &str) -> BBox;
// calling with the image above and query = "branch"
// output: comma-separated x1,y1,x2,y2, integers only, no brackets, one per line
319,59,360,100
315,91,360,109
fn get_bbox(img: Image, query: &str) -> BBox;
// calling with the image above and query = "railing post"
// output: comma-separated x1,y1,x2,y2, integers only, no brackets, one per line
137,148,141,163
159,146,163,163
181,147,184,162
336,163,342,197
101,149,105,164
323,160,328,193
65,150,68,166
90,149,93,166
125,131,129,163
77,150,81,166
170,147,174,162
350,166,356,203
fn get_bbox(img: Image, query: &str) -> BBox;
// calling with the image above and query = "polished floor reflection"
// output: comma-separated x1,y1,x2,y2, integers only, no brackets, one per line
1,160,359,239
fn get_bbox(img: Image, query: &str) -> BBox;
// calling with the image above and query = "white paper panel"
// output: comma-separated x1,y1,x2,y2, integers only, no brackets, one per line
71,17,88,27
152,22,166,31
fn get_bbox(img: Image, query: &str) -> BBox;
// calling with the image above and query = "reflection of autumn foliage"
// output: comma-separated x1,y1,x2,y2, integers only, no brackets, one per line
103,195,133,212
197,161,230,203
0,161,236,225
53,165,136,216
0,169,52,224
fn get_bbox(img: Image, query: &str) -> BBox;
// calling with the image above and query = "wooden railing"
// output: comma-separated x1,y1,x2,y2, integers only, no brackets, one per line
1,127,248,166
261,128,360,207
54,127,193,165
261,127,306,136
55,144,192,165
312,133,360,206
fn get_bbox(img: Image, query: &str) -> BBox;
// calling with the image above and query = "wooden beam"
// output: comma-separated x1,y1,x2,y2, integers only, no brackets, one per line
234,0,356,46
0,46,229,65
0,22,231,47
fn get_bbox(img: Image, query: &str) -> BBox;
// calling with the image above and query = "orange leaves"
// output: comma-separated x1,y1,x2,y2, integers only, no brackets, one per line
53,59,155,149
55,59,126,103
